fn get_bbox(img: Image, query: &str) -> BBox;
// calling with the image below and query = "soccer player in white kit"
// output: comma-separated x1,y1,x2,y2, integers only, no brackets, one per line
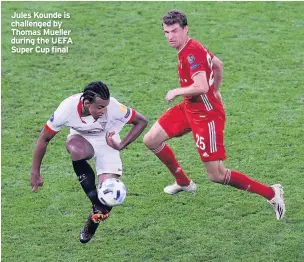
30,81,148,243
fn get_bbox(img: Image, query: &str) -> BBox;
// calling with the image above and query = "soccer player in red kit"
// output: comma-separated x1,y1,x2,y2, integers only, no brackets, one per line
143,10,285,220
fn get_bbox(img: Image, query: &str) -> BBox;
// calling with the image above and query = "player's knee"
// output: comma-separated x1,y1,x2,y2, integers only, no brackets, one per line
206,171,225,184
143,132,155,149
66,143,87,161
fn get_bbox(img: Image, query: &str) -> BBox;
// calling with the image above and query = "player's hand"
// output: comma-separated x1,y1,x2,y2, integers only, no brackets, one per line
30,171,44,192
106,131,122,150
213,90,223,103
165,89,179,103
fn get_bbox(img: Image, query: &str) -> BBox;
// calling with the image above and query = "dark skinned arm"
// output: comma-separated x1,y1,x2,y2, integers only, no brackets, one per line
30,127,57,192
106,111,148,150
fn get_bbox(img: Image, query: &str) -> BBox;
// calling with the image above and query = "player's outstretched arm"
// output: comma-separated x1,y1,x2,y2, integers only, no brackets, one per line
30,127,57,192
106,111,148,151
212,55,223,92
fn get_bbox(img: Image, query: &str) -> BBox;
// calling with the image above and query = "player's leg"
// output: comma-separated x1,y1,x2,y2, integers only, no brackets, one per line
79,210,99,244
80,173,121,244
66,135,107,243
79,140,122,244
66,135,106,211
90,173,122,223
193,118,285,220
93,144,124,222
204,161,285,220
204,160,275,199
143,104,196,194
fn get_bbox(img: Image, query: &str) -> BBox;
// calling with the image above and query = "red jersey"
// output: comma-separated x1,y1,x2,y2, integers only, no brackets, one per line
178,38,225,119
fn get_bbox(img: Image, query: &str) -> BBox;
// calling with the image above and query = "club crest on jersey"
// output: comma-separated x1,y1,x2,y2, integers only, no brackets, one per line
120,104,127,113
99,121,107,130
187,55,195,64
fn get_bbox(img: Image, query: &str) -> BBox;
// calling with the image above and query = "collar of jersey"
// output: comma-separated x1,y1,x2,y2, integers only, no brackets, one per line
178,38,192,54
77,100,87,124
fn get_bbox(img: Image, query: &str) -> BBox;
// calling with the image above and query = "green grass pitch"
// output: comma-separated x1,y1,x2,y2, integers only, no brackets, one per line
2,1,304,261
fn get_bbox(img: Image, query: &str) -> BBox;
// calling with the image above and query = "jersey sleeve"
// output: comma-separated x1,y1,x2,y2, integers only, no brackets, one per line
185,47,211,77
111,98,136,124
45,99,71,133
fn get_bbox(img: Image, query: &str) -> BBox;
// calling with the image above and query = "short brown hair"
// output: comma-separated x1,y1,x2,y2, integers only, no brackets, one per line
162,10,188,28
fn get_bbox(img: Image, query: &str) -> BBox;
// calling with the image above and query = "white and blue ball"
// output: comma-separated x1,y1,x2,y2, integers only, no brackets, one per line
98,178,127,207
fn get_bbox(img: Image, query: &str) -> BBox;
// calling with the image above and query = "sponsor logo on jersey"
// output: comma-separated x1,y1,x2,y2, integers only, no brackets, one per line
187,54,195,64
49,113,54,122
71,127,103,134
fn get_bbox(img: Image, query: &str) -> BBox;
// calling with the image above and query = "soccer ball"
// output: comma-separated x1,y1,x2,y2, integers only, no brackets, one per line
97,178,127,207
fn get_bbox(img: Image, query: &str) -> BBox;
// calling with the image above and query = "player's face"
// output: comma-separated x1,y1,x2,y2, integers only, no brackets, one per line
163,23,188,50
88,97,110,120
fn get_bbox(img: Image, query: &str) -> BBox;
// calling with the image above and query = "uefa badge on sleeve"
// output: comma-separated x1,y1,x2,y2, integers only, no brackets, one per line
124,108,131,119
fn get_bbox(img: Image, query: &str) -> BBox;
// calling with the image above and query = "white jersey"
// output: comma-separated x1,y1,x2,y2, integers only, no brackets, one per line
45,93,135,139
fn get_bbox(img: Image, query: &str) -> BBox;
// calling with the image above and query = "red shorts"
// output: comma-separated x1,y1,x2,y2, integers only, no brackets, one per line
158,103,226,162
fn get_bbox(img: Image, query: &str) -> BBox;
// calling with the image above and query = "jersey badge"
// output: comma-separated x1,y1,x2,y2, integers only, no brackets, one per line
124,108,131,119
187,54,195,64
120,104,127,113
99,121,107,130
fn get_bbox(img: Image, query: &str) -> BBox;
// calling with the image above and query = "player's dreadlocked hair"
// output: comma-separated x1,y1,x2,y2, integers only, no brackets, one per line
80,81,110,103
162,10,188,28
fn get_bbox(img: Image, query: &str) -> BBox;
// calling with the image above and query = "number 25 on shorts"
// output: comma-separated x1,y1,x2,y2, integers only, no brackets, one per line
195,134,206,151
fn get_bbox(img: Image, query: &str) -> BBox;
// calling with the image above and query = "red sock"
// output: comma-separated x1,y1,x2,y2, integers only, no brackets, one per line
225,170,275,200
152,144,190,186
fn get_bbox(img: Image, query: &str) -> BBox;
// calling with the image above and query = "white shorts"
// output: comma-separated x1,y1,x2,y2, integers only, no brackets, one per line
67,134,123,176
